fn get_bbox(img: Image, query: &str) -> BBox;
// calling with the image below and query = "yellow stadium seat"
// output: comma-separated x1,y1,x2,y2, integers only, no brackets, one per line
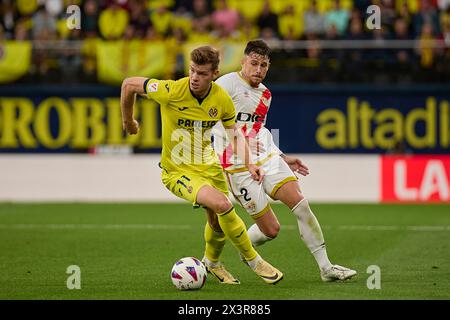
147,0,174,10
289,0,312,14
270,0,289,14
235,0,265,21
171,15,192,34
214,0,240,10
188,32,215,44
270,0,311,15
98,7,130,39
151,10,173,36
278,11,304,39
396,0,420,14
213,0,264,21
16,0,38,15
317,0,353,13
56,19,70,39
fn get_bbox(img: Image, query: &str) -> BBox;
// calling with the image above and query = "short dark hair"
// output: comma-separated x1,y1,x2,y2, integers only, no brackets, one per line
244,39,271,58
190,46,220,71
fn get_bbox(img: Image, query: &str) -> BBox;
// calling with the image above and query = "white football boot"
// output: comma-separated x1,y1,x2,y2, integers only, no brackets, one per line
321,265,357,282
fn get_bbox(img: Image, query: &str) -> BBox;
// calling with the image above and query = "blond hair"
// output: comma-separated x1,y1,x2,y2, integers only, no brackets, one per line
190,46,220,71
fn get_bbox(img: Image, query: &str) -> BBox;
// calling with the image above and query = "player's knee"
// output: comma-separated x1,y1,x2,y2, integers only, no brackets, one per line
282,192,304,210
263,222,280,239
215,198,233,214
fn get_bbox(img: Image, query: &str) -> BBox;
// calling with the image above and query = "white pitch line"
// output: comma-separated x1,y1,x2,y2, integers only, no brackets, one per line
283,225,450,232
0,224,191,230
406,226,449,232
338,225,400,231
0,224,448,231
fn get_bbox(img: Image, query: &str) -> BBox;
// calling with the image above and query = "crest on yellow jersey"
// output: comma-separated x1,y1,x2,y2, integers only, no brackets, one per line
208,107,218,118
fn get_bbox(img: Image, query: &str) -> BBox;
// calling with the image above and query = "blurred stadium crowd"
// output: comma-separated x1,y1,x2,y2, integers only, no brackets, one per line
0,0,449,84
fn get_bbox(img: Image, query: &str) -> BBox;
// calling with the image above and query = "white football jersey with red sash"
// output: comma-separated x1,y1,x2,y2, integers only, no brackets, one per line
212,72,281,173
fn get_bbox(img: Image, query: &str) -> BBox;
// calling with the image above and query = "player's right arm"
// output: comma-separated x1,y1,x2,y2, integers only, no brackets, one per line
224,123,264,183
120,77,148,135
121,77,171,135
220,90,264,183
216,74,264,155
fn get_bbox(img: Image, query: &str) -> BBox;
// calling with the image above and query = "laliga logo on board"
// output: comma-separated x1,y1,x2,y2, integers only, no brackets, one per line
381,156,450,203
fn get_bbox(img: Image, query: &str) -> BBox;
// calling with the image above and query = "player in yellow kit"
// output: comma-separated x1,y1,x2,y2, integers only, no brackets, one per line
120,46,283,285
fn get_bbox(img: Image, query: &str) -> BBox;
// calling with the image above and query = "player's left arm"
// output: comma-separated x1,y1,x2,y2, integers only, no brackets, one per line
120,76,148,135
281,153,310,176
264,127,310,176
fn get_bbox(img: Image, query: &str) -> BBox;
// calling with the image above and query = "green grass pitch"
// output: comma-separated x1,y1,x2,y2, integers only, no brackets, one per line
0,203,448,300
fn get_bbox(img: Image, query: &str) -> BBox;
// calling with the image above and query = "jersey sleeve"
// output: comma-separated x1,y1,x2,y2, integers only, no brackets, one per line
144,79,172,105
215,74,234,96
221,94,236,127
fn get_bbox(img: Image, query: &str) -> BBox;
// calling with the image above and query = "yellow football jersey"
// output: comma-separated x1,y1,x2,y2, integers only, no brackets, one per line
144,77,236,173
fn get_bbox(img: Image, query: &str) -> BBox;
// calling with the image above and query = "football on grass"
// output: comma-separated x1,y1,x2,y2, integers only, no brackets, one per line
171,257,207,290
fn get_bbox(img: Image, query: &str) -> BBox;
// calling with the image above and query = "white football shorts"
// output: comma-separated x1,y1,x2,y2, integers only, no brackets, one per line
224,155,298,219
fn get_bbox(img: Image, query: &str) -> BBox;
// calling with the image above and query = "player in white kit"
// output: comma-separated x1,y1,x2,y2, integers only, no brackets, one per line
212,40,357,282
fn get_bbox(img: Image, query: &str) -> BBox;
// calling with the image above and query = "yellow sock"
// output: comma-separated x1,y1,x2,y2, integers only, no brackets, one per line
203,222,226,263
217,207,258,261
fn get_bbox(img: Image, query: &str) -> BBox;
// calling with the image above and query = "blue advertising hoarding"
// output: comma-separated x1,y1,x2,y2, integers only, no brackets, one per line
267,85,449,154
0,84,448,154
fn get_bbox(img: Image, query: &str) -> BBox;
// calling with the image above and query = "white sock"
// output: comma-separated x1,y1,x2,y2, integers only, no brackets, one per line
202,256,219,268
247,223,273,247
246,254,262,270
292,199,333,272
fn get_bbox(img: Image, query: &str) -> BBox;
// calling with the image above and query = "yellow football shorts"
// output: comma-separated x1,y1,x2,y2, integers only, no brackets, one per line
161,167,229,206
